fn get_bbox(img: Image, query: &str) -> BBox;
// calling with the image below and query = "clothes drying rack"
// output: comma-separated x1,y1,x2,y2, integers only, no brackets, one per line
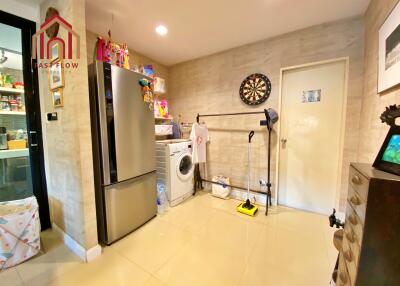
193,109,274,215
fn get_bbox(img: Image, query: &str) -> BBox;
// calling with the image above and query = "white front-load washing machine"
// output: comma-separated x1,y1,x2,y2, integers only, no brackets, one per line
156,139,194,206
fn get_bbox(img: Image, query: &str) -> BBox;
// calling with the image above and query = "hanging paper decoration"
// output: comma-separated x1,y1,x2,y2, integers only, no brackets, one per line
139,78,154,110
123,44,130,69
96,37,104,61
95,31,130,69
96,36,112,63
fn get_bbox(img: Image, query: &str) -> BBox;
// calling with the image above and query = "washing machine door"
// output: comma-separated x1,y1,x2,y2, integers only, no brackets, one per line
176,152,194,181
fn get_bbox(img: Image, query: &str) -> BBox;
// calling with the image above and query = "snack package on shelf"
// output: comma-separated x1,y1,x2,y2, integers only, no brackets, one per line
154,77,166,94
144,65,155,78
14,82,24,89
154,99,169,118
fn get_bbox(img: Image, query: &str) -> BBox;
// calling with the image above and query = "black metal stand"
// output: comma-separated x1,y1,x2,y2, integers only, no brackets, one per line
260,109,273,215
266,123,273,215
193,109,275,216
193,164,203,194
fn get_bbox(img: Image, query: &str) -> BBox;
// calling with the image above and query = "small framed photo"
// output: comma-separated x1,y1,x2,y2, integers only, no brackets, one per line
378,1,400,93
50,42,62,62
52,88,64,107
48,61,64,90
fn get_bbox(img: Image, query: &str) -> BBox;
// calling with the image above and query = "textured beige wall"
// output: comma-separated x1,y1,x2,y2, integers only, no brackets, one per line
38,0,98,249
86,30,168,86
168,17,365,210
358,0,400,163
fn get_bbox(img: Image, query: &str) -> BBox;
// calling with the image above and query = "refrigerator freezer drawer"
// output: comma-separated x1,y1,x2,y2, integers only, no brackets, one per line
104,171,157,244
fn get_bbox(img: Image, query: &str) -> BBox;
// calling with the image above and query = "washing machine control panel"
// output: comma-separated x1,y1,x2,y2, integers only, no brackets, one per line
168,142,192,155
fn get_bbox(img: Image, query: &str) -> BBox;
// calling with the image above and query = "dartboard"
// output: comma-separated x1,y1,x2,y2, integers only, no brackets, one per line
239,73,271,106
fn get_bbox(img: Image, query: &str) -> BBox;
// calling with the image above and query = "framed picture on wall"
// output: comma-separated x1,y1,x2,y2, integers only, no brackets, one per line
52,88,64,107
48,60,64,90
378,1,400,93
50,42,62,62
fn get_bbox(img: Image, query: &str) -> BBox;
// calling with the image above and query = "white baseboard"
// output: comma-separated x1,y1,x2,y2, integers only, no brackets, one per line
202,184,276,206
52,223,102,262
229,188,276,206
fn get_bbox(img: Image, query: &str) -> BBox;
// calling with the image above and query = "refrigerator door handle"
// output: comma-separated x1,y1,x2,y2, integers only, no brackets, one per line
96,61,111,185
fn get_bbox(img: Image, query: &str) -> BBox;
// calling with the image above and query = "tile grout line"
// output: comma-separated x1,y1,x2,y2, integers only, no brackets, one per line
15,267,26,286
234,223,267,286
109,218,201,283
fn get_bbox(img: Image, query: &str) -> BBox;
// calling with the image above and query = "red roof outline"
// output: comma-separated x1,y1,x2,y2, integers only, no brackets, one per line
32,14,80,59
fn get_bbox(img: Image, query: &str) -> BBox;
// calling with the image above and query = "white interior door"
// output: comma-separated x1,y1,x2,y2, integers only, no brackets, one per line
278,60,347,215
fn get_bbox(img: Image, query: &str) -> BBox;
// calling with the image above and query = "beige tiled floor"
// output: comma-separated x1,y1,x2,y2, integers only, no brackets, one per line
0,191,338,286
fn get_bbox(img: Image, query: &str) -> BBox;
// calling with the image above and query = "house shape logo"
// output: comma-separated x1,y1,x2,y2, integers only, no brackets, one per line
32,14,80,60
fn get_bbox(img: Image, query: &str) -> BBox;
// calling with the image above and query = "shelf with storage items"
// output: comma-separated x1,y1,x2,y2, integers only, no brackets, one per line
154,116,173,121
0,148,29,160
0,87,24,94
0,90,26,113
0,111,26,116
154,99,172,136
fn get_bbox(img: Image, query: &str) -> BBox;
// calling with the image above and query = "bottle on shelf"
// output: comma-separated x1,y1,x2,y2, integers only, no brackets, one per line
1,95,10,111
0,127,7,150
10,99,18,112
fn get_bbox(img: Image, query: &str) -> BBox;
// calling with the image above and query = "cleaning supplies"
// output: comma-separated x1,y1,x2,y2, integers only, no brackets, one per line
237,131,258,216
157,183,168,215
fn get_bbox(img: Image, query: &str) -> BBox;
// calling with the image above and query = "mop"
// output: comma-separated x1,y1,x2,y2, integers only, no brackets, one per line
237,130,258,216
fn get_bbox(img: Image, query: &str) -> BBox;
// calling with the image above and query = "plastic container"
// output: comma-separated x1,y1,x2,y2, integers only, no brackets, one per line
155,125,173,136
1,101,9,111
7,139,26,149
157,183,168,215
10,100,18,112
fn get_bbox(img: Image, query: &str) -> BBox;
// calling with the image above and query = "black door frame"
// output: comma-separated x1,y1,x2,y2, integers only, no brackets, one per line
0,10,51,230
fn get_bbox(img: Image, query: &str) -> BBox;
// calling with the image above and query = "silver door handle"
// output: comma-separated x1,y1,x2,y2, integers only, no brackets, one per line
29,131,38,147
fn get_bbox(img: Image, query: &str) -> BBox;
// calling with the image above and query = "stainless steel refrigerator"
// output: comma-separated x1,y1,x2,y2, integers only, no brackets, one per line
89,61,157,245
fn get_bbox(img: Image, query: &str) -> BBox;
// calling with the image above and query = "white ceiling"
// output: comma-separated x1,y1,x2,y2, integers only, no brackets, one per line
86,0,369,66
0,23,22,70
0,23,22,53
14,0,43,5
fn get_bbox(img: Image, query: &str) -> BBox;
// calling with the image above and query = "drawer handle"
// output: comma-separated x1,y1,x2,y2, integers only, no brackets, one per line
339,271,348,283
346,230,356,243
350,195,361,206
344,249,353,262
352,175,362,185
348,214,358,226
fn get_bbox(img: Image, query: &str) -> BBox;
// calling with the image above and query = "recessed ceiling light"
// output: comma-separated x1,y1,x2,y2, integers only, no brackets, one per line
155,25,168,36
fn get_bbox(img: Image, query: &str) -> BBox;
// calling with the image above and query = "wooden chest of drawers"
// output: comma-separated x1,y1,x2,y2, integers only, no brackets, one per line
337,163,400,286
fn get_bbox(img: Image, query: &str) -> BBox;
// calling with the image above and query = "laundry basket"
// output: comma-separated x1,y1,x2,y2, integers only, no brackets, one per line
0,196,40,269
